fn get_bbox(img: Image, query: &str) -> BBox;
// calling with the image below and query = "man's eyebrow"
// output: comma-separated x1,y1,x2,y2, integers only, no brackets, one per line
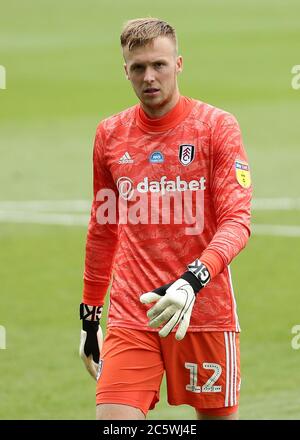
130,59,168,68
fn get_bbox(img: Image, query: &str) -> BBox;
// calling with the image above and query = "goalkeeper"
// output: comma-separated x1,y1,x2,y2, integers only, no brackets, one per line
80,17,252,420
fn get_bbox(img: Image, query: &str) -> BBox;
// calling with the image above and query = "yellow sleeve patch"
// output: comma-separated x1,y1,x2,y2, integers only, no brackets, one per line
235,160,251,188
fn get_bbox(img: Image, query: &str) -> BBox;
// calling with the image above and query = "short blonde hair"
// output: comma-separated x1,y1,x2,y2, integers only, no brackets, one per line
120,18,178,53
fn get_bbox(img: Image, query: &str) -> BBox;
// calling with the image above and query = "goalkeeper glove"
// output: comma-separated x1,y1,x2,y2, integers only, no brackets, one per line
140,260,210,340
79,303,103,380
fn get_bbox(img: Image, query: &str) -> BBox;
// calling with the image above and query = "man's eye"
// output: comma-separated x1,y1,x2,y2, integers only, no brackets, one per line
133,65,143,71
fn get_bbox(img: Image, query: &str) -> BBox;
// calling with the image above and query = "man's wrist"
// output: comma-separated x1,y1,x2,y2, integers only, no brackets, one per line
181,259,211,294
80,303,103,321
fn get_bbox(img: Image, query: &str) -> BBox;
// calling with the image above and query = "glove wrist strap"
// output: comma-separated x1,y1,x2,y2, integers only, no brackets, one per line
180,271,203,293
80,303,103,322
181,259,211,293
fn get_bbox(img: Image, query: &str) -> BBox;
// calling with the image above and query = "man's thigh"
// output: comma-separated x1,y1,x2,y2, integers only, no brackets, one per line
161,331,240,415
196,408,239,420
96,403,145,420
96,328,164,416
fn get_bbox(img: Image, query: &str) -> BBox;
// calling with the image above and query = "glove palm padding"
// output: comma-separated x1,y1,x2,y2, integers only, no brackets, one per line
79,321,103,380
140,279,196,340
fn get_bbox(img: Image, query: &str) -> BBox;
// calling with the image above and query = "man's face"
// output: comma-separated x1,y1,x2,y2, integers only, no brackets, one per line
123,36,183,111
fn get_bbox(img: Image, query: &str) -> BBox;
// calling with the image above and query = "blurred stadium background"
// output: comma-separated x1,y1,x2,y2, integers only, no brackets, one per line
0,0,300,419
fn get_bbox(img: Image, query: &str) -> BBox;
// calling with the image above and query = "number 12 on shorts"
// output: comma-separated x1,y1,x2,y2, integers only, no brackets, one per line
185,362,222,393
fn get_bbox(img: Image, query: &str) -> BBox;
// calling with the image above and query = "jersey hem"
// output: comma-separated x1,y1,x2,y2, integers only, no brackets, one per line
107,322,241,333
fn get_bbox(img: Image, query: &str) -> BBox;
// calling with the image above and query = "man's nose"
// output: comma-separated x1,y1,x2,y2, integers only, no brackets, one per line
144,66,155,82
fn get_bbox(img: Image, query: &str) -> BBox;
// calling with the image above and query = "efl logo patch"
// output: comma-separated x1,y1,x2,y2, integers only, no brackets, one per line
149,151,164,163
235,160,251,188
179,144,195,166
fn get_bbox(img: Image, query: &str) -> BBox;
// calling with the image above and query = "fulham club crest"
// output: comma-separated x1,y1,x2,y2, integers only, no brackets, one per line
179,144,195,166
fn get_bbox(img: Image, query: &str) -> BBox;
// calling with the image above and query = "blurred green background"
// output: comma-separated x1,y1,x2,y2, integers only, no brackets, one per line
0,0,300,419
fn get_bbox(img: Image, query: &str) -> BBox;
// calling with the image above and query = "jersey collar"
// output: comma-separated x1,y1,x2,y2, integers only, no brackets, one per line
136,95,194,133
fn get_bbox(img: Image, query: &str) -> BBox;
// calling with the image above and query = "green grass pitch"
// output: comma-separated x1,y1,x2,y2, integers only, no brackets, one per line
0,0,300,419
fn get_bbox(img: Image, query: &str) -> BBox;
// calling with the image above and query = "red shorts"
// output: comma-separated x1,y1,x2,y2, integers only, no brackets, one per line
96,328,240,417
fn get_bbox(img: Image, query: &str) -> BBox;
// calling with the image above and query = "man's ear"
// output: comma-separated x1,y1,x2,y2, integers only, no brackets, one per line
124,63,129,80
176,55,183,74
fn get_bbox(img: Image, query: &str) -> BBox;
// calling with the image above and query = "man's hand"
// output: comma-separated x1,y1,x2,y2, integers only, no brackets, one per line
140,260,210,340
79,303,103,380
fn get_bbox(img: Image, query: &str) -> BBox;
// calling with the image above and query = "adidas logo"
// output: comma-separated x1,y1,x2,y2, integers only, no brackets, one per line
118,152,134,164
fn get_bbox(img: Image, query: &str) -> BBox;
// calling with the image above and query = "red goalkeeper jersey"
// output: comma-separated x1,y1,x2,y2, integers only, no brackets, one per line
83,96,252,332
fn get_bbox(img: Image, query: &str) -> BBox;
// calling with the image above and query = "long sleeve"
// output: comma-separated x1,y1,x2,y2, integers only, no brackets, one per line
200,113,252,275
82,124,119,306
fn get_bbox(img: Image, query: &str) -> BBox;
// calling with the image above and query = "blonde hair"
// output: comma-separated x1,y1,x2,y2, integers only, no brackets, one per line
120,18,177,53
